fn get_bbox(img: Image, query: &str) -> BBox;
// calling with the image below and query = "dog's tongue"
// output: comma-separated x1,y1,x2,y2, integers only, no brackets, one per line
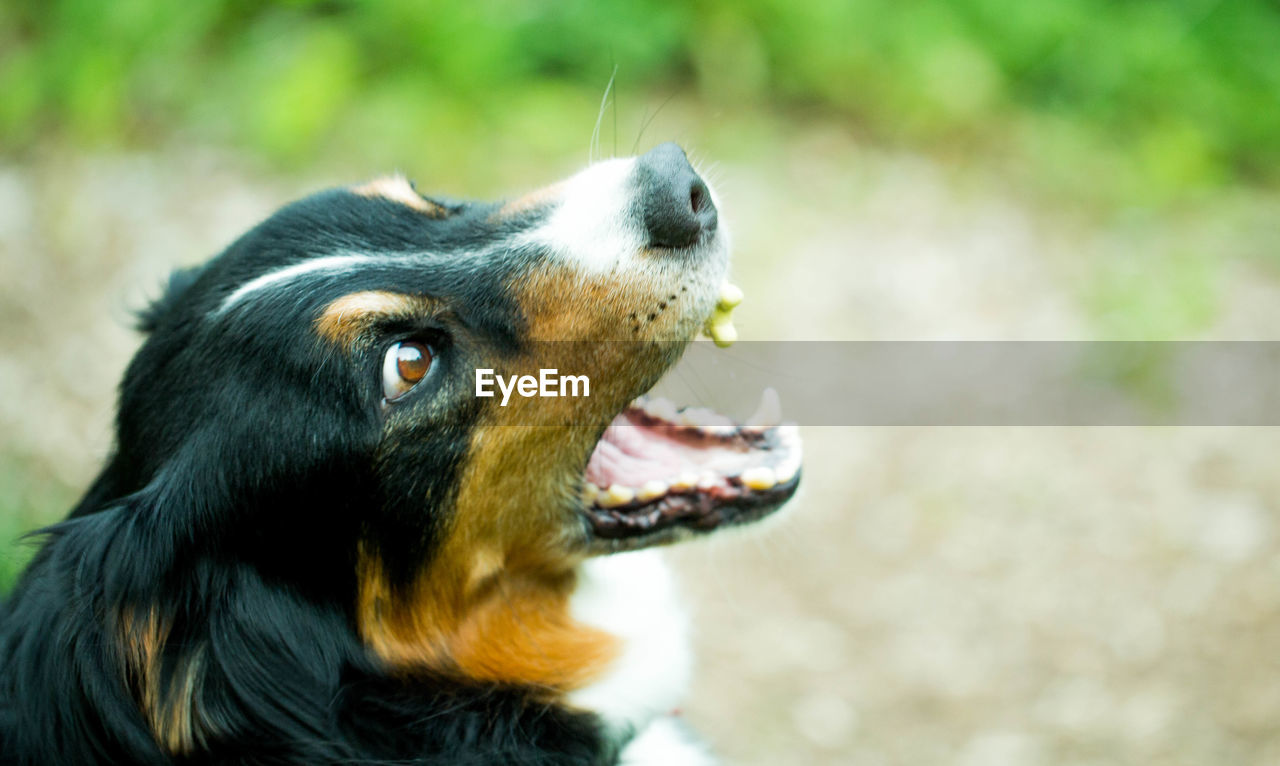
585,415,750,489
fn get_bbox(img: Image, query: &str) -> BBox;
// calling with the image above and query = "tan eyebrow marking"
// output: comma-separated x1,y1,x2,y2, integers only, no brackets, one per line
493,181,566,219
351,175,447,217
315,290,434,349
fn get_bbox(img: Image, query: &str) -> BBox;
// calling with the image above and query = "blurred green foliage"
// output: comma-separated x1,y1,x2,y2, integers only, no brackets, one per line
0,454,76,588
1,0,1277,204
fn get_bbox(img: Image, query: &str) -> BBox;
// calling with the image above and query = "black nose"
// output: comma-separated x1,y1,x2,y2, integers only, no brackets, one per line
635,142,718,249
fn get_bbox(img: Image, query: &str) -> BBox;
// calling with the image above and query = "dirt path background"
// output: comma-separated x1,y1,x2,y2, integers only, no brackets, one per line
2,135,1279,764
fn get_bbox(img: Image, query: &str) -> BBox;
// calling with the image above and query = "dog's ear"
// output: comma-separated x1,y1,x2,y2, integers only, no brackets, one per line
97,413,374,581
15,467,227,759
10,497,186,764
37,455,213,602
136,266,205,333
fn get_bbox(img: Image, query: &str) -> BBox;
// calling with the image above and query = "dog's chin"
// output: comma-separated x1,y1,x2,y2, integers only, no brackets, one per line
577,388,801,555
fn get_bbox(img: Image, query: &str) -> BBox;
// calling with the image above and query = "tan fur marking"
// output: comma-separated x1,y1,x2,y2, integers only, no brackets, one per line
120,608,167,713
352,175,447,217
158,650,206,754
118,609,207,755
315,291,432,349
494,181,566,219
358,547,618,691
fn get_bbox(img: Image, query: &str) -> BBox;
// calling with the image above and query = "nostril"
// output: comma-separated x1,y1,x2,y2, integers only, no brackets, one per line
690,178,717,237
690,183,707,215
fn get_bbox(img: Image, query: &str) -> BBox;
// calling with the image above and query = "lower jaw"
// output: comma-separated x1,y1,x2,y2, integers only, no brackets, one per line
582,481,799,554
577,395,802,552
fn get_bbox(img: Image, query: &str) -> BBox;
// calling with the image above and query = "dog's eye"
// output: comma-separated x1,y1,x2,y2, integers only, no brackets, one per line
382,340,433,401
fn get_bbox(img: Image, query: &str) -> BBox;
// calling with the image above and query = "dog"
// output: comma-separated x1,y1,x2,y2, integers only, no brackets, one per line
0,143,801,764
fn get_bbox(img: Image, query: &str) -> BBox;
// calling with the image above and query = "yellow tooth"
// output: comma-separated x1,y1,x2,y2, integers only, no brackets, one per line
644,397,678,421
671,472,699,491
581,482,600,503
739,466,777,491
637,479,668,503
599,484,635,508
717,282,744,310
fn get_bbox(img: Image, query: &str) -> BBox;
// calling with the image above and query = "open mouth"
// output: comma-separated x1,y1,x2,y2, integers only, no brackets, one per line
581,388,801,548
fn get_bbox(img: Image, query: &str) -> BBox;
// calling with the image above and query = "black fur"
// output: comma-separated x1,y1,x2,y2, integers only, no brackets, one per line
0,185,620,764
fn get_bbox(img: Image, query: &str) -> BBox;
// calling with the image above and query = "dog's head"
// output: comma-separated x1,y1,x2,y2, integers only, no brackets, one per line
106,143,800,686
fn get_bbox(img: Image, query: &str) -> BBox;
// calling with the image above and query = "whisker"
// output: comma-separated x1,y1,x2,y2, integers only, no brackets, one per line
687,151,721,187
611,58,619,159
632,107,650,155
632,90,677,154
590,65,618,165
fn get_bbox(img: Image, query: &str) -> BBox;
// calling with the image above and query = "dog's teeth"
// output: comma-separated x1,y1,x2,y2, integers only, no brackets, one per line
745,387,782,429
598,484,635,508
702,424,737,437
644,397,679,422
680,407,733,430
774,462,798,484
636,480,668,503
739,466,777,491
671,472,698,491
582,482,600,504
696,473,719,490
717,282,744,310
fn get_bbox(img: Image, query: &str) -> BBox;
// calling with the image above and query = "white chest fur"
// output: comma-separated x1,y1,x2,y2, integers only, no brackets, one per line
568,551,715,765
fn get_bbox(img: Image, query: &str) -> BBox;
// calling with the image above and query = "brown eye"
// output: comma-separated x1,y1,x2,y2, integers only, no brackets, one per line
382,340,433,401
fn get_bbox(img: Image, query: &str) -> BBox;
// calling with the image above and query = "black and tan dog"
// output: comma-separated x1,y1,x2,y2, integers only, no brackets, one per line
0,143,801,764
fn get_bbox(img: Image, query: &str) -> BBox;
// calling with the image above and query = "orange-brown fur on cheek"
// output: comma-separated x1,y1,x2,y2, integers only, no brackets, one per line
315,291,437,350
357,265,693,690
352,176,447,217
117,609,208,755
439,268,688,566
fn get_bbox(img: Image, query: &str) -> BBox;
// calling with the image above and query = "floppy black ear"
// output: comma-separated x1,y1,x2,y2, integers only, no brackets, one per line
5,443,349,765
34,461,204,605
3,479,195,765
44,422,278,594
92,411,376,593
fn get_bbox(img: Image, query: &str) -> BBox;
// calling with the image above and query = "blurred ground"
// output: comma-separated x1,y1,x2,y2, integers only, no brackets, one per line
2,127,1280,764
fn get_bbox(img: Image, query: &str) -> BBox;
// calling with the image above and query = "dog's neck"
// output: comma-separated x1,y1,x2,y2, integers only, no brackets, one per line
355,542,617,689
571,552,718,764
568,551,694,739
356,544,697,756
